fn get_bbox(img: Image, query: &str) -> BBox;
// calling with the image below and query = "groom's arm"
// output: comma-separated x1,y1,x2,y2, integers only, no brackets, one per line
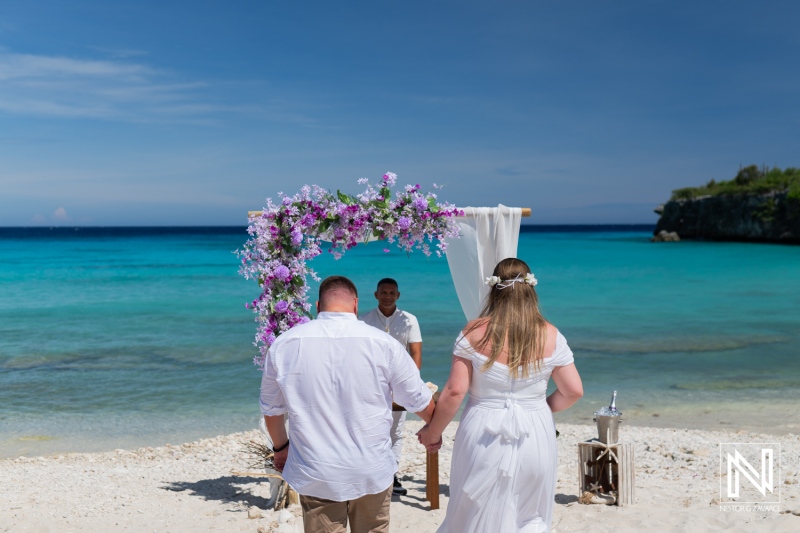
264,415,290,471
414,397,435,424
260,346,290,471
389,340,434,419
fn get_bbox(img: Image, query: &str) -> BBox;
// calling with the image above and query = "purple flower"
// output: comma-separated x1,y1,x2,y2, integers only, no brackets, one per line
291,228,303,245
240,174,463,369
274,265,291,282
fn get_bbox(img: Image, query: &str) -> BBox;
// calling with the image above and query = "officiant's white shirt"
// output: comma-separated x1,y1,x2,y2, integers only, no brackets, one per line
259,311,432,501
359,307,422,351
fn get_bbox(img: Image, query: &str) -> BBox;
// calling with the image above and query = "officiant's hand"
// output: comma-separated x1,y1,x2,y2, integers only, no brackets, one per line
416,425,443,452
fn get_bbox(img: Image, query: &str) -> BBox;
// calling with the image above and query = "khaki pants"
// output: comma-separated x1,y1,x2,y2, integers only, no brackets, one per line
299,485,392,533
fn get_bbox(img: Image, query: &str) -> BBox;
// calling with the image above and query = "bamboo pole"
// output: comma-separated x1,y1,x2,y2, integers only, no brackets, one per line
426,451,440,510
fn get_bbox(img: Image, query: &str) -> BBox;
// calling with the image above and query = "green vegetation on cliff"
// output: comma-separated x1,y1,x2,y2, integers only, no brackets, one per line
671,165,800,201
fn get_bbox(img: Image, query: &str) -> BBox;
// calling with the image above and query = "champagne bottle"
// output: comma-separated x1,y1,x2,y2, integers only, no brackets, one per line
609,391,618,413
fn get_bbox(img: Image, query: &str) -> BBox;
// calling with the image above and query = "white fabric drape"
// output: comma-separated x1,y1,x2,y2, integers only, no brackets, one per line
445,205,522,321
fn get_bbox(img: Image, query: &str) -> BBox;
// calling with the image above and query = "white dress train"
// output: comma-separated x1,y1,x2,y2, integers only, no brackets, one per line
437,332,574,533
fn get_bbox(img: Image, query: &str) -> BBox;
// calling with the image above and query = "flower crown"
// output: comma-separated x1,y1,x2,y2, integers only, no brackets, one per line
485,272,538,289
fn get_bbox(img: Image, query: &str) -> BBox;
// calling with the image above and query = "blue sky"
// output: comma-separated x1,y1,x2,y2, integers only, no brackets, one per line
1,1,799,225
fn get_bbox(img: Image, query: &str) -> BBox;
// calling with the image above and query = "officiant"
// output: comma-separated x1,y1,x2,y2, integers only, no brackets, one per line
359,278,422,497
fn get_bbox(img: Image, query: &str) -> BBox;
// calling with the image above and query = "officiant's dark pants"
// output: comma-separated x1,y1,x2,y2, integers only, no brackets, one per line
300,485,391,533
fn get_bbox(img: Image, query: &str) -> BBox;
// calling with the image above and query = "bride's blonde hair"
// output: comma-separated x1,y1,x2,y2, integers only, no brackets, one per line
464,258,547,377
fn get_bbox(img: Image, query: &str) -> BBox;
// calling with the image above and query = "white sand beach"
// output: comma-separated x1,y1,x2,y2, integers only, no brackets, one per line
2,421,798,533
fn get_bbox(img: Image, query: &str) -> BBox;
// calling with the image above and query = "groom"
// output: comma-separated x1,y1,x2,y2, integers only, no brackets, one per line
260,276,435,533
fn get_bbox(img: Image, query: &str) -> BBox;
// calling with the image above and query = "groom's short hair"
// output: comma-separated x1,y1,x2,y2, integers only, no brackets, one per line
319,276,358,304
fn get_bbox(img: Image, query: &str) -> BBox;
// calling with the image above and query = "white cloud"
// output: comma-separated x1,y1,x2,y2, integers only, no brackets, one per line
89,46,150,60
52,207,69,221
0,53,153,81
0,50,231,122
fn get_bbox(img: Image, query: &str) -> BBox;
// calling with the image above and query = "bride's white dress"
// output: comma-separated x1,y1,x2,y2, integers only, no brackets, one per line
437,331,574,533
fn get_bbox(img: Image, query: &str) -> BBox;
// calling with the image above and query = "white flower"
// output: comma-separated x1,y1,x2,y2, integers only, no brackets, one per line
485,276,501,286
524,273,538,286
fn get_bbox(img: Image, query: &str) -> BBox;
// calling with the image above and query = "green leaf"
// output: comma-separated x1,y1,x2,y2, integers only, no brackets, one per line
337,190,356,205
380,187,391,201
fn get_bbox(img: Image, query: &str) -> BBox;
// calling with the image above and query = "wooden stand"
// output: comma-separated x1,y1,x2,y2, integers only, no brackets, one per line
577,440,635,506
394,392,440,510
426,452,440,509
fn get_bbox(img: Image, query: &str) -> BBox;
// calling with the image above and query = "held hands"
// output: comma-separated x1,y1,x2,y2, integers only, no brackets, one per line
416,425,443,453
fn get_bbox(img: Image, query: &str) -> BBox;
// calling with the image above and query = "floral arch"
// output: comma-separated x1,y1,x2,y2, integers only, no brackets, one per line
238,173,464,368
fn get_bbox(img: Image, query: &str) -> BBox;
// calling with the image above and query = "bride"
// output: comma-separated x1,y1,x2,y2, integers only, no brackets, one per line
418,258,583,532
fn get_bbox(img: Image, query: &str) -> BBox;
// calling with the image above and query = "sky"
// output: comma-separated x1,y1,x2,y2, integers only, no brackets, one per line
1,1,799,226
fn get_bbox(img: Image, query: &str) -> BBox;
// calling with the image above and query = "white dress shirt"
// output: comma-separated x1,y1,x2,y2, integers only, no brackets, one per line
259,312,432,501
359,308,422,352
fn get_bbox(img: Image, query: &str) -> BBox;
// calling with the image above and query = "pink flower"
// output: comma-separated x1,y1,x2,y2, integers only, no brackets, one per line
383,172,397,186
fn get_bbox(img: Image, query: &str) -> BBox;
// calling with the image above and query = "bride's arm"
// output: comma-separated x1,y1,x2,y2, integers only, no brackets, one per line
418,355,472,445
547,363,583,412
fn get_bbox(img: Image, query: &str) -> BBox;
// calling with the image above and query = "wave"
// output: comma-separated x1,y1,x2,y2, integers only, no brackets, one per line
572,335,789,355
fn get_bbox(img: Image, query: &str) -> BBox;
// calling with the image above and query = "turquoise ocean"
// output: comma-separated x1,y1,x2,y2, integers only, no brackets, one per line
1,226,799,458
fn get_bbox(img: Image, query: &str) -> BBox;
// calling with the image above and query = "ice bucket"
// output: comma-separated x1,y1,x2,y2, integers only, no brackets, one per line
593,414,622,444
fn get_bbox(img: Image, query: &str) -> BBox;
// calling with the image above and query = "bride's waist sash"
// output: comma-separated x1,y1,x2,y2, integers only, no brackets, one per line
466,394,547,411
466,395,548,442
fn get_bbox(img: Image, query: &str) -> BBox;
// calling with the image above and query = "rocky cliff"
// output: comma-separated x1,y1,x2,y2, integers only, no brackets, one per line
653,191,800,243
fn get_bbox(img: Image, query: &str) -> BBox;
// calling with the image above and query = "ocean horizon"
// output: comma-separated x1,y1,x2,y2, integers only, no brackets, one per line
2,224,799,458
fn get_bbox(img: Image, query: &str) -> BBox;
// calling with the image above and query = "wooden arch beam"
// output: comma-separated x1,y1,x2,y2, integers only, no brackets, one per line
247,207,531,218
